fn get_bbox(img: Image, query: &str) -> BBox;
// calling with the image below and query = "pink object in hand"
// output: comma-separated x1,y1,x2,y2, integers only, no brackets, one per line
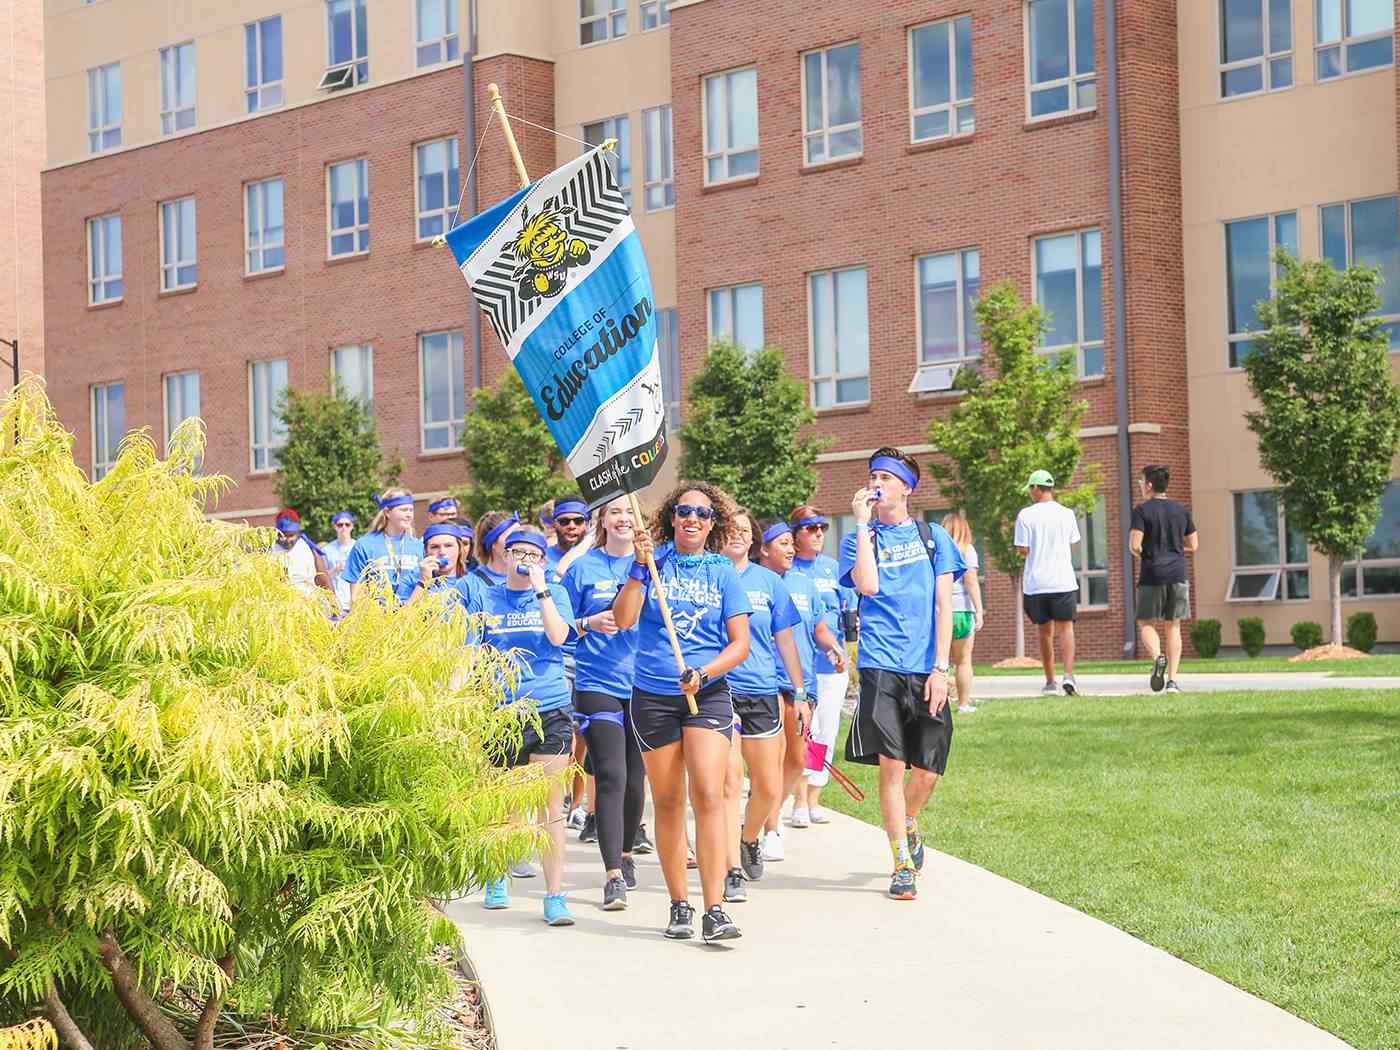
805,739,828,774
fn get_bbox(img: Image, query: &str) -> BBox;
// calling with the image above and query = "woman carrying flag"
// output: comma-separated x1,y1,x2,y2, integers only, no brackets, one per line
341,488,424,608
613,482,751,944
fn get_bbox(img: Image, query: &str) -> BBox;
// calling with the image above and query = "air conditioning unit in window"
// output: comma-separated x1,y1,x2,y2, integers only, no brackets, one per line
908,364,957,395
317,64,355,91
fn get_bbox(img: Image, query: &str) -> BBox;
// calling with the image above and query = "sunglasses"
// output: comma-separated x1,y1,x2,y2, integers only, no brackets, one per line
554,515,586,527
673,503,715,521
800,523,827,532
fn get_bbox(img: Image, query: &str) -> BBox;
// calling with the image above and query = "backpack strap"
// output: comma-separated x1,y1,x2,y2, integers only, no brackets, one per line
913,517,940,569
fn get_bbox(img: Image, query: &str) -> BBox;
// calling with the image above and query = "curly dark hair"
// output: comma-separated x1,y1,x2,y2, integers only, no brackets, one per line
648,480,740,553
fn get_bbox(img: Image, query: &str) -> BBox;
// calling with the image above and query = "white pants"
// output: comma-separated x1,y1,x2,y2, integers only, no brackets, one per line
805,672,848,788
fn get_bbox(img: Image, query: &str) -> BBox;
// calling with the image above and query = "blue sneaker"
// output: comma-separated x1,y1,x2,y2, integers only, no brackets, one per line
543,895,575,926
907,827,926,872
482,877,509,910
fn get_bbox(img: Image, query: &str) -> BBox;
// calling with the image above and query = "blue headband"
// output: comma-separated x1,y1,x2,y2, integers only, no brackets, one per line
505,531,548,556
553,499,589,519
458,523,474,539
274,516,302,534
378,494,415,510
540,511,554,525
428,498,457,514
331,511,353,525
794,515,829,529
761,522,792,544
482,513,520,552
870,455,918,491
422,523,465,547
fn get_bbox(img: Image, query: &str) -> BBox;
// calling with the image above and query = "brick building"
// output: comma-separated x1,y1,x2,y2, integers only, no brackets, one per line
39,0,1400,659
1,0,46,386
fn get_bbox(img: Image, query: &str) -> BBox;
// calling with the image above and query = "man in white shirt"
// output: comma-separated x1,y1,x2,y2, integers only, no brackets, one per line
1014,470,1081,696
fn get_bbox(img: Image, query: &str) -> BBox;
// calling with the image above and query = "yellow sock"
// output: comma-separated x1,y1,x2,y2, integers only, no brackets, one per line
890,837,912,869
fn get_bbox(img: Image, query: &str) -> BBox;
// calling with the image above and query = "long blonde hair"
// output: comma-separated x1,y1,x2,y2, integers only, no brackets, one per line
367,487,414,533
941,511,973,554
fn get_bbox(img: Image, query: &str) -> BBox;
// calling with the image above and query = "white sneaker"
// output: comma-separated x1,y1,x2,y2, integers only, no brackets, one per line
1039,682,1060,696
958,703,976,714
1062,674,1078,696
809,806,830,824
567,805,587,830
788,807,811,828
762,828,785,862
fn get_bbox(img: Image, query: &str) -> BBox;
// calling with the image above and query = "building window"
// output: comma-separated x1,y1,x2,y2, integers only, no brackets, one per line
1225,211,1297,367
332,343,374,409
327,158,370,257
821,513,860,559
87,214,123,305
708,284,764,353
1075,498,1110,607
1316,0,1394,79
159,42,196,134
1034,229,1104,377
703,67,759,184
641,0,671,30
910,17,975,141
91,382,125,480
415,0,459,67
415,138,460,240
1220,0,1293,95
250,359,289,472
163,371,200,453
420,330,464,451
802,42,862,164
1026,0,1096,118
642,105,674,211
915,249,981,391
327,0,369,85
580,0,626,45
656,306,681,429
245,16,284,111
1343,480,1400,597
1321,195,1400,346
584,116,631,205
809,267,870,408
159,197,197,292
87,63,121,153
1229,490,1310,600
245,178,285,275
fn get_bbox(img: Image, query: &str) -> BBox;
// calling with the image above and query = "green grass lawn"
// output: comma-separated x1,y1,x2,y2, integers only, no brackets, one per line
974,654,1400,676
828,689,1400,1050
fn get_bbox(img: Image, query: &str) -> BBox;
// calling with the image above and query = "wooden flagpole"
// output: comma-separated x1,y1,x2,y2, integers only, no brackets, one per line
485,84,695,714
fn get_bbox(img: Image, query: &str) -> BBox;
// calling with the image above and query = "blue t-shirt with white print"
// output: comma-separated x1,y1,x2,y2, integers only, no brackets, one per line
728,563,801,696
776,568,820,696
791,554,844,676
562,548,639,700
631,544,752,696
341,531,425,603
479,582,576,712
839,519,964,675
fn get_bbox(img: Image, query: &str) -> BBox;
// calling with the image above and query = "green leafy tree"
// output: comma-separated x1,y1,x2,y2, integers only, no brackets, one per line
926,282,1098,656
679,341,831,517
457,371,576,521
0,379,546,1050
275,384,402,540
1245,253,1400,644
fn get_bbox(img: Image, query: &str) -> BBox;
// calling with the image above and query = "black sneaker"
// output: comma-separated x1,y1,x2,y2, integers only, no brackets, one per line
702,905,741,943
907,827,926,872
1150,654,1168,693
664,900,694,940
723,868,747,903
739,838,764,882
889,866,917,900
579,813,598,843
620,855,638,890
1164,680,1182,694
602,875,628,911
633,824,655,854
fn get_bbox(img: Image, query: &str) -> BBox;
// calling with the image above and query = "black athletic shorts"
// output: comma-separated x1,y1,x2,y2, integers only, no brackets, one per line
493,706,574,768
731,691,782,739
1024,590,1078,625
631,678,734,752
845,668,953,774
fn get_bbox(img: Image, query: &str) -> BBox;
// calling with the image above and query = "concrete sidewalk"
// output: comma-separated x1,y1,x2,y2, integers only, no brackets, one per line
445,810,1351,1050
968,671,1393,700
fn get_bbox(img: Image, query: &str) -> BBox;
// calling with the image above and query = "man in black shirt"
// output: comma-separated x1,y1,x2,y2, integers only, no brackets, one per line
1129,464,1199,693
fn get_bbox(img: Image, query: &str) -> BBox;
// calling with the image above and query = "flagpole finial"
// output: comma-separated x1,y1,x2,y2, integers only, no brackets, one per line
431,235,447,246
601,138,617,153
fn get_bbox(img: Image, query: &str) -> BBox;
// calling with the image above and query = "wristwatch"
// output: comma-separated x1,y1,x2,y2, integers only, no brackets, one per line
535,589,552,601
932,661,951,674
683,667,709,687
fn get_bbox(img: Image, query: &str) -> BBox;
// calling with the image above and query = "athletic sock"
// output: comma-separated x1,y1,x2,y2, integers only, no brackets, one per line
890,837,912,869
905,816,917,833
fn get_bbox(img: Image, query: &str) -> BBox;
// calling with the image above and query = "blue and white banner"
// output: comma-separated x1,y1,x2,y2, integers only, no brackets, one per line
445,147,669,509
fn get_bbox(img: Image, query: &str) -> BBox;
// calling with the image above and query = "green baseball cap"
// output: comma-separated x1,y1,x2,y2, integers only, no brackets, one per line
1024,469,1056,491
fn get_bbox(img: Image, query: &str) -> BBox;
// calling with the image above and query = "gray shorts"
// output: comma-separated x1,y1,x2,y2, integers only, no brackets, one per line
1136,582,1190,622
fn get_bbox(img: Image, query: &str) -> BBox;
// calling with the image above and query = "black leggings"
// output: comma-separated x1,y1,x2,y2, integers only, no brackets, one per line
575,690,646,872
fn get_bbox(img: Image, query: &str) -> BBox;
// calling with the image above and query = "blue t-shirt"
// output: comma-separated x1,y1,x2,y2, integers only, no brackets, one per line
479,582,576,712
727,563,801,696
839,520,965,675
472,564,508,587
562,548,639,700
777,569,820,695
791,554,845,675
342,532,425,603
632,544,752,696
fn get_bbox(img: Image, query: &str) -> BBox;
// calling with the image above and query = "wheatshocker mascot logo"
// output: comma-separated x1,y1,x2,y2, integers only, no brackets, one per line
508,199,592,301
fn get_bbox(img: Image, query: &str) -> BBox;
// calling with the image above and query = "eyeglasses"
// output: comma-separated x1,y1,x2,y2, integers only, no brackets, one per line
673,503,715,521
507,547,544,562
554,515,586,527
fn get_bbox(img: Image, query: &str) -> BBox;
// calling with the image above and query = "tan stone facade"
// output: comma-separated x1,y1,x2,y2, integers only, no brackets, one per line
2,0,46,384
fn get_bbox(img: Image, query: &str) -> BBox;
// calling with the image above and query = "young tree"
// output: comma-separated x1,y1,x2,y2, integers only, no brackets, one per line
457,371,576,521
275,384,402,539
1245,253,1400,645
679,341,831,518
926,282,1099,656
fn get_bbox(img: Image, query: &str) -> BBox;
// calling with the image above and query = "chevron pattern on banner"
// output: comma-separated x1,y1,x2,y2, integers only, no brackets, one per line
470,151,629,350
592,406,644,462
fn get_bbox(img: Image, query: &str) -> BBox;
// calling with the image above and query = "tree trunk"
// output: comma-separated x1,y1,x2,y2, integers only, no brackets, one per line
193,950,236,1050
1015,576,1026,658
44,981,97,1050
1330,553,1344,646
96,931,190,1050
